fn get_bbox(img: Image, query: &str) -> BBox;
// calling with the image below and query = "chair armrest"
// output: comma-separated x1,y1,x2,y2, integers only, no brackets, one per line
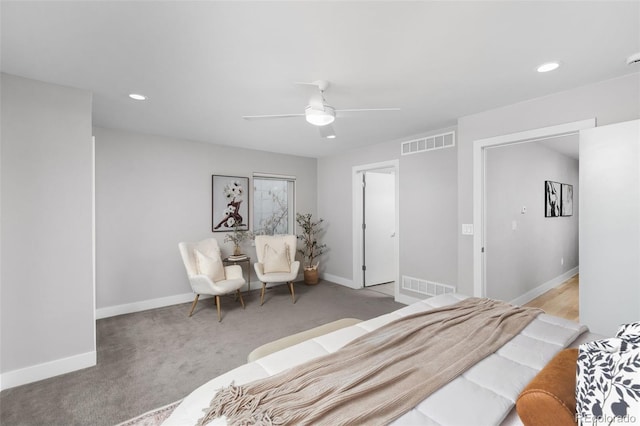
254,262,265,276
290,260,300,275
223,264,243,280
188,274,215,295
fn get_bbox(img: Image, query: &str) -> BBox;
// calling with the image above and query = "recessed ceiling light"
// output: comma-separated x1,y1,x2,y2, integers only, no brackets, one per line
128,93,147,101
627,52,640,65
537,62,560,73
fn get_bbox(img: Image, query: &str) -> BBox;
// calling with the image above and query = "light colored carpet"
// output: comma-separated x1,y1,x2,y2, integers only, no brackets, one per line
117,400,182,426
0,281,402,426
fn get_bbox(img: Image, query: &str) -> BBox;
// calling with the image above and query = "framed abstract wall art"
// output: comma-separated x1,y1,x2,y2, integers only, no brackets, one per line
561,183,573,216
212,175,249,232
545,180,561,217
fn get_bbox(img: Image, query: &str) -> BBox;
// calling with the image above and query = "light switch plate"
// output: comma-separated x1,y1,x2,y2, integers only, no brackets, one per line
461,224,474,235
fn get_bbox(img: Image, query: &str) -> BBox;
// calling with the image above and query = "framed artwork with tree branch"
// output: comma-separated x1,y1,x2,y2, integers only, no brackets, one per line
212,175,249,232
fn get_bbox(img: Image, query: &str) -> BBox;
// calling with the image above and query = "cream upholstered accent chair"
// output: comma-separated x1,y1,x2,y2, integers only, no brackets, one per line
254,235,300,305
178,238,245,322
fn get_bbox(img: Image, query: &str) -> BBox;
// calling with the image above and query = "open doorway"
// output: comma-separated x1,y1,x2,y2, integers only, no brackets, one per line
472,119,594,310
352,160,399,297
363,169,395,287
483,134,580,310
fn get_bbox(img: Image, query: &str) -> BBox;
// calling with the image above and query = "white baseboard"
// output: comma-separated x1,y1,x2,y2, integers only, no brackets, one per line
321,273,358,289
97,276,300,320
322,273,417,305
96,292,204,319
0,350,96,391
510,267,579,306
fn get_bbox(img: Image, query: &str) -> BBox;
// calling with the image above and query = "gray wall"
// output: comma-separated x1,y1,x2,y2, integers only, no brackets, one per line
94,127,317,310
457,73,640,296
485,142,579,302
1,74,95,376
399,142,458,296
317,127,458,299
317,140,397,281
580,120,640,335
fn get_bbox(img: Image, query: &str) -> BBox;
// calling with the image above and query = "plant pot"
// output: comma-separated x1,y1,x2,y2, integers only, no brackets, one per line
303,268,319,285
233,245,242,256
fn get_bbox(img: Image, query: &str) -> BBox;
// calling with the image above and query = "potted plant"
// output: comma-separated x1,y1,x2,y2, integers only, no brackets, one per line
296,213,327,285
224,226,253,256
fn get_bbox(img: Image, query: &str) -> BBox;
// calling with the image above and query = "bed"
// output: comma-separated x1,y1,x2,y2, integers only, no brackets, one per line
161,293,599,426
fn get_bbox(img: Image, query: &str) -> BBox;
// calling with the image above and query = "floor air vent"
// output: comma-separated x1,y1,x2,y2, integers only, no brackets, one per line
401,275,456,297
401,131,455,156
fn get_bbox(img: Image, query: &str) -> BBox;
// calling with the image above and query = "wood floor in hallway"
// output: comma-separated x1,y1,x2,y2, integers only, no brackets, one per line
524,274,579,322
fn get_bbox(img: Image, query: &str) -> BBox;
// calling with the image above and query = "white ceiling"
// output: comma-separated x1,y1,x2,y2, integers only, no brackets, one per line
2,1,639,158
537,134,580,160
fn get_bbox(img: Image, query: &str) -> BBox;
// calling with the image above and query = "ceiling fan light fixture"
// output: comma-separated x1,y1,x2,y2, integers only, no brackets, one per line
305,105,335,126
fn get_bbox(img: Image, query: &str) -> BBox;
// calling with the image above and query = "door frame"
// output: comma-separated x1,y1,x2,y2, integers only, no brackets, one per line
352,160,399,296
472,119,595,297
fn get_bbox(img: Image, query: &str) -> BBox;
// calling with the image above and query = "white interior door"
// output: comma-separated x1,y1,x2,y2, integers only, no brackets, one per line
363,170,396,286
579,119,639,335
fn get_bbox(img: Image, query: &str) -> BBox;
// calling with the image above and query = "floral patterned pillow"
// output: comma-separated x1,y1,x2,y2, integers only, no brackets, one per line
576,322,640,425
617,323,640,344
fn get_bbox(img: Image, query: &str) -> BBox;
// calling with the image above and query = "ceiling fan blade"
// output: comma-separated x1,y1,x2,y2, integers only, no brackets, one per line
319,124,336,139
242,113,304,120
335,108,401,113
294,80,330,91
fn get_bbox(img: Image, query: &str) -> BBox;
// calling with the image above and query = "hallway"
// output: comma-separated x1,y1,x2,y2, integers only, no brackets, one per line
524,274,579,322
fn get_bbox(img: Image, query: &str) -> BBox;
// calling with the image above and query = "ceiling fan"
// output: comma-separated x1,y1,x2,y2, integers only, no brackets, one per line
242,80,400,138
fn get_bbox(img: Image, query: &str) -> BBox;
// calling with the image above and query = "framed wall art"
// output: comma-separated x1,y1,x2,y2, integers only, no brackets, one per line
561,183,573,216
545,180,561,217
212,175,249,232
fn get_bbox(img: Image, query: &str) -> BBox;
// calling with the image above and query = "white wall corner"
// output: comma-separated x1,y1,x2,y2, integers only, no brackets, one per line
0,350,96,391
321,273,358,289
509,267,579,306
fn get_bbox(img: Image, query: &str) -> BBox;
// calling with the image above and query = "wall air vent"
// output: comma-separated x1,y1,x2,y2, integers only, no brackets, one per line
401,275,456,297
401,131,455,156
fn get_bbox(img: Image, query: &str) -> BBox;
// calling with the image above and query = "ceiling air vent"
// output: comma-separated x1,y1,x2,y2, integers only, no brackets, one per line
401,131,455,156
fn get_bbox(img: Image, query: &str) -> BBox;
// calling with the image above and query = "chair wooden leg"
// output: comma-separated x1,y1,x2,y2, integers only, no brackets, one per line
260,283,266,306
288,282,296,304
237,290,245,309
188,294,200,317
216,295,221,322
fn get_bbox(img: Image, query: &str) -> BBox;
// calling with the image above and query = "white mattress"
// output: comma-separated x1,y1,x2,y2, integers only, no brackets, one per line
163,294,589,426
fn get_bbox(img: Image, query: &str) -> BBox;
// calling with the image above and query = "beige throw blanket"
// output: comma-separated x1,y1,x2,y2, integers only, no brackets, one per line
199,297,542,426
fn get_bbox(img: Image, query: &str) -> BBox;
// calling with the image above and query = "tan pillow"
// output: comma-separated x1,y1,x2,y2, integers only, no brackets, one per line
262,242,291,273
516,348,578,426
194,249,226,282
